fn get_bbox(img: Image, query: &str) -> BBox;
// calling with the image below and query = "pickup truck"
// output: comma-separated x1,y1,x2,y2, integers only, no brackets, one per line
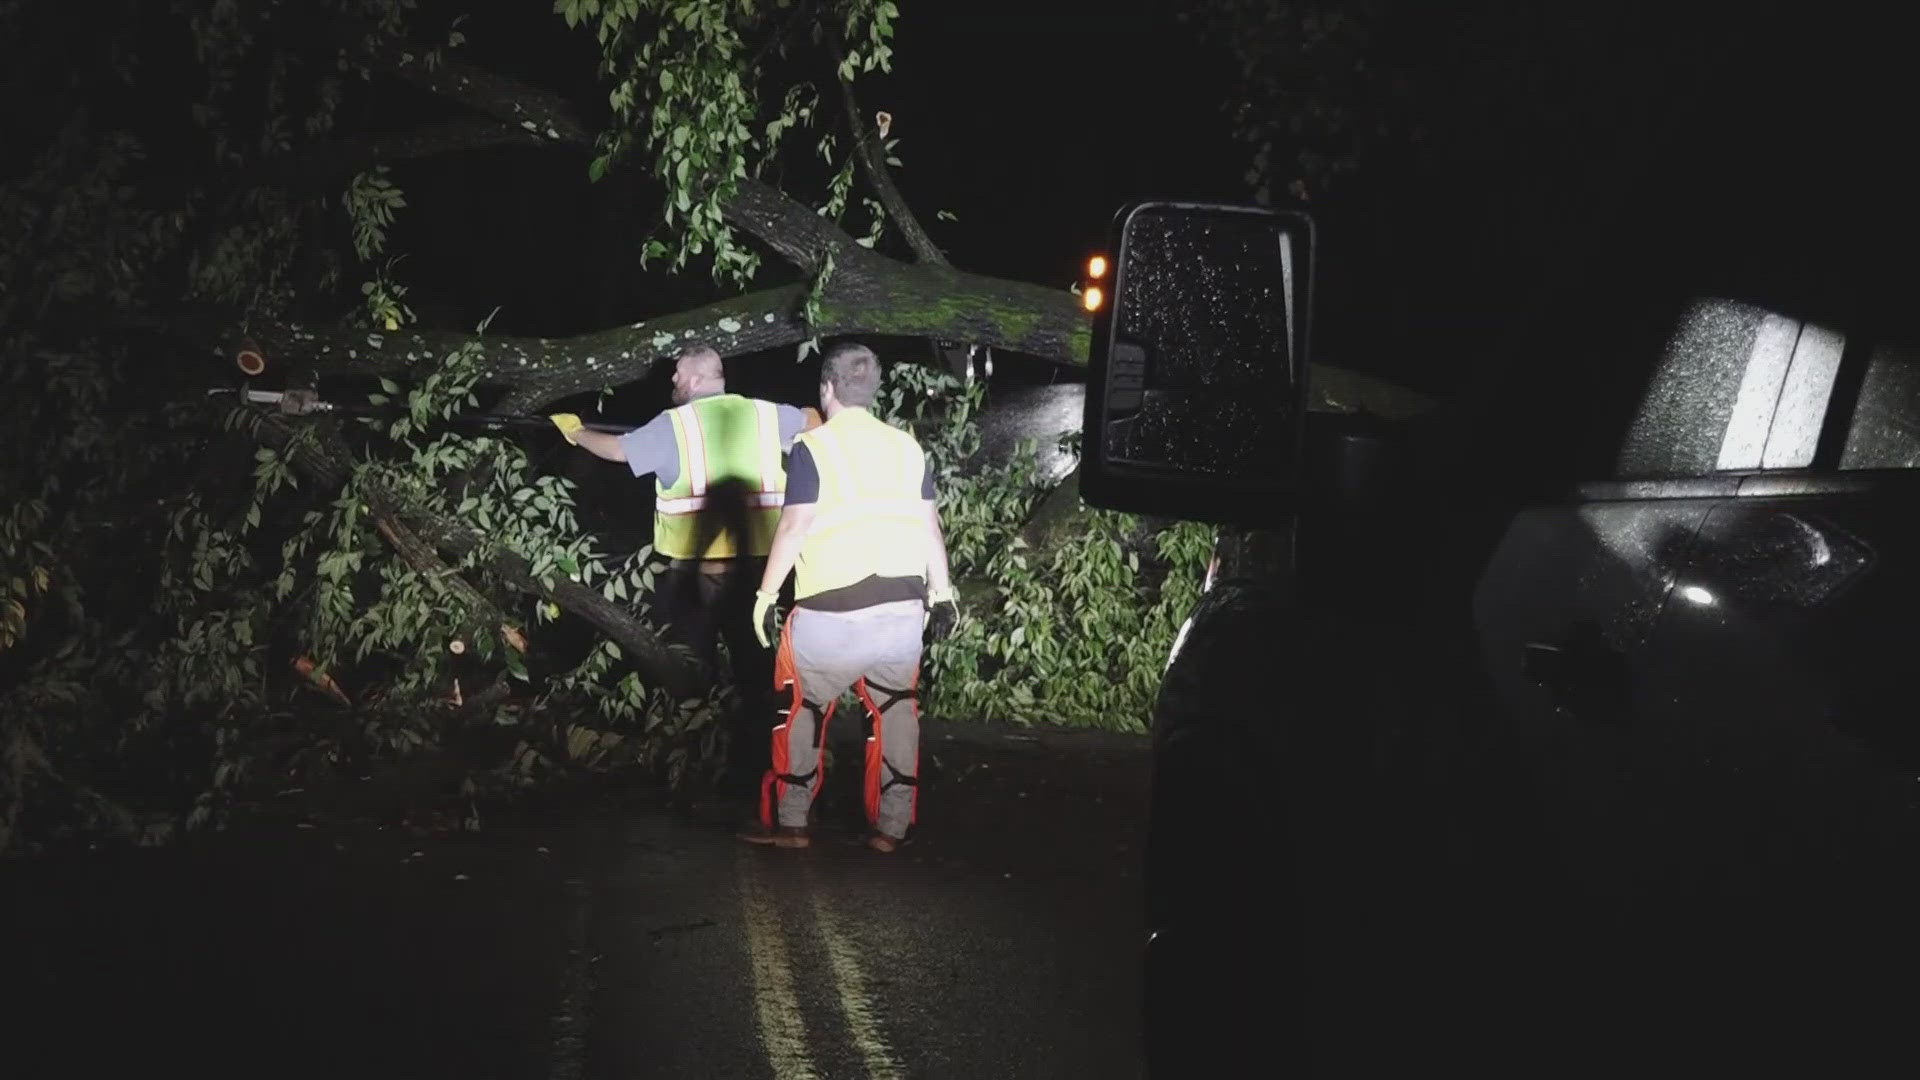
1081,204,1920,1077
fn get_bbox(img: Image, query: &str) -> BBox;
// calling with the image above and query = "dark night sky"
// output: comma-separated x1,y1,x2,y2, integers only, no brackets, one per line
386,0,1245,412
397,2,1239,338
878,3,1248,285
383,2,1918,426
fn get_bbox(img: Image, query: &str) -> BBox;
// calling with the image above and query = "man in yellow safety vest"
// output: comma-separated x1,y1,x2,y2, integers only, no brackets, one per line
738,342,960,853
551,345,815,789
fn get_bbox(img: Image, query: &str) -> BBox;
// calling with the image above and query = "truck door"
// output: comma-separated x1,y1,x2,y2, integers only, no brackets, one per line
1645,339,1920,1028
1472,476,1726,903
1664,340,1920,773
1473,300,1818,906
1473,303,1920,1069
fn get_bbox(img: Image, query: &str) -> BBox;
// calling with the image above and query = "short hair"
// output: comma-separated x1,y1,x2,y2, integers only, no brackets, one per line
678,345,724,382
821,342,881,407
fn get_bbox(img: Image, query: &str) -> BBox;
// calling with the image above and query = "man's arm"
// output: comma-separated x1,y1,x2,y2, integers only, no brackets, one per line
759,503,817,595
923,500,953,596
571,428,628,463
774,403,823,450
553,412,678,483
921,498,959,641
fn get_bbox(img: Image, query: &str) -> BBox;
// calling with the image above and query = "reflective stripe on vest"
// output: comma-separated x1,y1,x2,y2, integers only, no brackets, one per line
655,395,787,559
792,409,929,600
755,400,782,494
657,491,787,515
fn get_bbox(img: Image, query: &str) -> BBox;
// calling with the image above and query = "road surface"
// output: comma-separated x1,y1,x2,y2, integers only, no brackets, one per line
3,721,1151,1079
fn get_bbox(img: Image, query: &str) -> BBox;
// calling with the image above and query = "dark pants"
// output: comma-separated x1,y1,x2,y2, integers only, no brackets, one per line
655,559,773,779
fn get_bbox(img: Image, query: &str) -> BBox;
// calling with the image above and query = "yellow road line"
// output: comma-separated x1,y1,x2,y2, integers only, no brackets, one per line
808,882,905,1080
737,849,820,1080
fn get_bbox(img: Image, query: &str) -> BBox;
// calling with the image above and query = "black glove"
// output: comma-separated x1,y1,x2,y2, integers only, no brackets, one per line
926,588,959,643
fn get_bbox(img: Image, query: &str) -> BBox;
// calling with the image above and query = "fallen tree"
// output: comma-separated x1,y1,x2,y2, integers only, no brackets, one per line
0,0,1428,850
163,8,1098,702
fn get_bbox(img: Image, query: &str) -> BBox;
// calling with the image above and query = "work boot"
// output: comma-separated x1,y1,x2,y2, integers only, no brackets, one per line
739,823,810,849
866,832,902,854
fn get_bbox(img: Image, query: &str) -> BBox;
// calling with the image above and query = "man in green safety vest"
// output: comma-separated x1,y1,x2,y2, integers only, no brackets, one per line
738,342,960,853
551,345,815,789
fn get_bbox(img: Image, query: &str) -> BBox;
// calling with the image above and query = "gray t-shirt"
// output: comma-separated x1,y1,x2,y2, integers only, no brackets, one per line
616,396,809,488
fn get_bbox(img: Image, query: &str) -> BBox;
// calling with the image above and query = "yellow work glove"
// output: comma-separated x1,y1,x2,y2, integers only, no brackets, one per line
753,589,780,649
926,585,959,642
549,413,584,445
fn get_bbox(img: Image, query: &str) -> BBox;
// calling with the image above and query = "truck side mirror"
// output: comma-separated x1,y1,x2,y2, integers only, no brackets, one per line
1079,203,1313,526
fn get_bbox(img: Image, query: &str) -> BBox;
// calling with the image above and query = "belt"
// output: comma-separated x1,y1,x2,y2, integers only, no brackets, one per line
668,556,766,575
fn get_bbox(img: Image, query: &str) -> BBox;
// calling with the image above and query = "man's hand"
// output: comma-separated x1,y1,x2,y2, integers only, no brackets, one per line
549,413,585,445
926,585,959,642
753,590,780,649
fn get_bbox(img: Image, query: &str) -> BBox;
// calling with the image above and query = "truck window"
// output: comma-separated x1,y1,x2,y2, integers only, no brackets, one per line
1616,299,1842,478
1839,345,1920,469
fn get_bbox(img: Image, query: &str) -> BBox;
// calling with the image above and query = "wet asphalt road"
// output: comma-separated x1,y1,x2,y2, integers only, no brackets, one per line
586,723,1148,1080
2,721,1150,1079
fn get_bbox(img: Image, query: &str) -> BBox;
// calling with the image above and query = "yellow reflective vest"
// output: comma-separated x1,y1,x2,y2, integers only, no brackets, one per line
792,408,930,600
654,394,786,559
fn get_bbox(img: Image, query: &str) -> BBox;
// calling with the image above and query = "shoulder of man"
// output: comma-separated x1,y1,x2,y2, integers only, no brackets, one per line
886,415,928,454
631,410,682,438
793,407,839,442
616,411,685,482
705,393,794,420
685,393,765,426
867,414,929,471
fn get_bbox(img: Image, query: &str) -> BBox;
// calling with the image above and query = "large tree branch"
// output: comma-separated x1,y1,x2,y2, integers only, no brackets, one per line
719,179,866,275
350,31,968,295
193,43,1098,417
245,282,808,393
250,118,555,190
243,413,702,698
816,263,1088,366
829,39,949,267
242,258,1091,413
362,40,595,149
366,507,526,654
234,284,1428,424
356,37,897,279
186,24,603,289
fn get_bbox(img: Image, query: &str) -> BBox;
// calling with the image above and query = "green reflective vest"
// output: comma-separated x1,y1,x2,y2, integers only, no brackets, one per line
655,394,786,560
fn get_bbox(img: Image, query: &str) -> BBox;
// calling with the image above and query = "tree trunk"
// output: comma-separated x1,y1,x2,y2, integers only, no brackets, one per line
247,260,1088,415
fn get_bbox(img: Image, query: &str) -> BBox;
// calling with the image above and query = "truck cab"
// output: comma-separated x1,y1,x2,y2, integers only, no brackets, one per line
1082,205,1920,1076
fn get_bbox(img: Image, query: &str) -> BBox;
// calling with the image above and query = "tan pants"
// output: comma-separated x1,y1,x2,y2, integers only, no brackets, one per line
760,600,924,838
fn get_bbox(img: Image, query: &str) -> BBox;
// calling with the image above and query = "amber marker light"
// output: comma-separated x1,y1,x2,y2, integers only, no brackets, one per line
1083,285,1104,312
